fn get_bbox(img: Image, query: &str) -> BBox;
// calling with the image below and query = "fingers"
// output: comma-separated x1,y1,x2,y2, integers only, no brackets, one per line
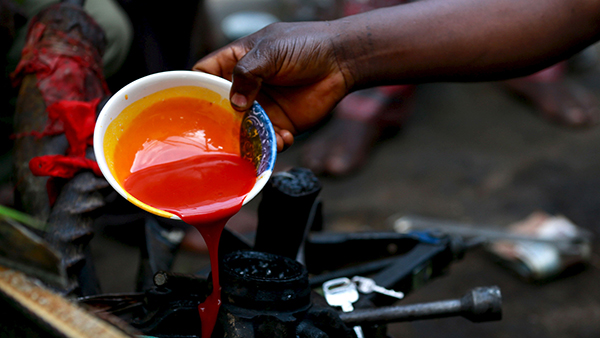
279,129,295,149
193,40,270,112
193,38,297,152
274,126,295,152
193,46,240,81
228,45,276,111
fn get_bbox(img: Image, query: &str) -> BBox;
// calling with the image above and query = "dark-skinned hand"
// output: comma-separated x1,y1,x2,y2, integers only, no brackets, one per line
193,21,353,152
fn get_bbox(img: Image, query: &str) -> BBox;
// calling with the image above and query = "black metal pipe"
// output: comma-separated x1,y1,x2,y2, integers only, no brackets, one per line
254,168,321,260
308,256,398,288
152,271,207,291
339,286,502,325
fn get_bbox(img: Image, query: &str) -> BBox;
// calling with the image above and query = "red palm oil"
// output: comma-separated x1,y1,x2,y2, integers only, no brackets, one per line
112,94,256,337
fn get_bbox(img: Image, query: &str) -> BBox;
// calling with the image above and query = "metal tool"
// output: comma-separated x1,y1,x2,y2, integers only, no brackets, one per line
323,277,364,338
305,231,468,309
392,214,593,246
339,286,502,325
352,276,404,300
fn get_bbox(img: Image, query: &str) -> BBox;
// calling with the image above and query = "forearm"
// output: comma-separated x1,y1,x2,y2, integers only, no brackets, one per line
332,0,600,89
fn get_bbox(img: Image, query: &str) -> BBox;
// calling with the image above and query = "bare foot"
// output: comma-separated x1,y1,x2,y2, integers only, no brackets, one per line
301,85,415,177
501,64,600,128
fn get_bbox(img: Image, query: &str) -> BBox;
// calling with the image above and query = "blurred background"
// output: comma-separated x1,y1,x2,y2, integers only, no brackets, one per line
3,0,600,337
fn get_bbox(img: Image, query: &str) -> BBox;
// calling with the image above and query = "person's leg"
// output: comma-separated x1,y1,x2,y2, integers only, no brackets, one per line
301,85,415,176
300,0,415,177
501,62,600,127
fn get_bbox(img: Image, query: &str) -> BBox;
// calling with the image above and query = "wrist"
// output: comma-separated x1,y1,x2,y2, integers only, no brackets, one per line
326,18,362,93
328,9,409,91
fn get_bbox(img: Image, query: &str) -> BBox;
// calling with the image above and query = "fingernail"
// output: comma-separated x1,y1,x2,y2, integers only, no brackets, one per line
231,93,248,109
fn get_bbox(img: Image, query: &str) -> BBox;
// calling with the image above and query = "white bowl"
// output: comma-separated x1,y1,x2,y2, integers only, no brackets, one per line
93,70,277,220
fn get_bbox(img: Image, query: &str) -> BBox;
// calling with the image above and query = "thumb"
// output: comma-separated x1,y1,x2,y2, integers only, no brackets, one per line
229,46,277,111
229,66,261,111
192,44,259,111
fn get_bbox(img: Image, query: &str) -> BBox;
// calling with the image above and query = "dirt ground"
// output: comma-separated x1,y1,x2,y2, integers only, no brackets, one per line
92,65,600,338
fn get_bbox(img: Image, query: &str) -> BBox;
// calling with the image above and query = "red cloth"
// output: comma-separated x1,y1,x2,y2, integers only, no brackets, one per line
10,21,109,105
29,155,102,178
23,99,103,205
10,18,109,205
17,98,100,170
47,99,99,157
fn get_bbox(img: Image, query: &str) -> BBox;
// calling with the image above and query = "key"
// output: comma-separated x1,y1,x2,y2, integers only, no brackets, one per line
323,277,364,338
351,276,405,300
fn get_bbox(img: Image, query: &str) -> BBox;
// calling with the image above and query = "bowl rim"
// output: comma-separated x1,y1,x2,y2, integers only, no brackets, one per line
93,70,276,221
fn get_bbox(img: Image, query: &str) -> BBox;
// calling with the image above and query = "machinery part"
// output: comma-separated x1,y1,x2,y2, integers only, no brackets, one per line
79,252,359,338
217,250,361,338
360,242,448,307
38,166,502,337
357,234,466,308
307,231,467,308
304,231,448,273
193,227,255,280
79,270,209,337
135,216,185,292
309,256,400,288
153,271,207,289
254,167,322,261
82,252,314,338
339,286,502,325
44,170,109,296
75,242,502,337
219,250,311,311
215,251,312,337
